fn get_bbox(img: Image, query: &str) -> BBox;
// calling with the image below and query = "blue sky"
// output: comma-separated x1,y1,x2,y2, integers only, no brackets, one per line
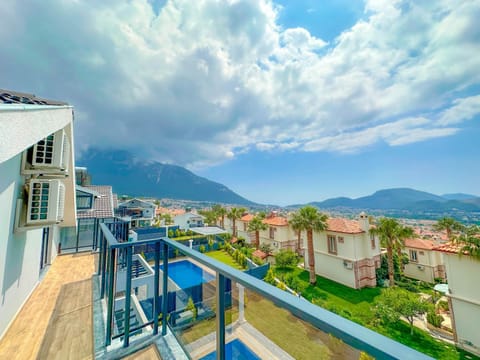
1,0,479,205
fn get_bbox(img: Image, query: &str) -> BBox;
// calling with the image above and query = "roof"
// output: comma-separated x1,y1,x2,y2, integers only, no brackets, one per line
252,249,268,259
263,216,288,226
404,238,436,250
327,218,364,234
434,242,465,255
0,89,68,106
240,214,254,221
175,212,204,219
119,198,156,208
77,185,114,219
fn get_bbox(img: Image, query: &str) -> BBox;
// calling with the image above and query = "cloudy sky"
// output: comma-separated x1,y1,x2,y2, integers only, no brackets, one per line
2,0,479,205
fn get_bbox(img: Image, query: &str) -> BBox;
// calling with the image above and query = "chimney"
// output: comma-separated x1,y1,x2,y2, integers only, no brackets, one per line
358,212,369,232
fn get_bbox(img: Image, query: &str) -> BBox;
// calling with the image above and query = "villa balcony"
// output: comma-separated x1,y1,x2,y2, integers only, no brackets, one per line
0,218,434,359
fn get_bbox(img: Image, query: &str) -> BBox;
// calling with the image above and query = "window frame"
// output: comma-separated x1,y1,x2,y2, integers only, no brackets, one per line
327,235,337,255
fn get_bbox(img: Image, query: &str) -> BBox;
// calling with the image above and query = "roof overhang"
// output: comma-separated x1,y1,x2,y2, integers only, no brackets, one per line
190,226,226,236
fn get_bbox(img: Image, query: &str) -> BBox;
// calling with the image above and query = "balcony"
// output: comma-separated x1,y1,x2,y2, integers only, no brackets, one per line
95,220,433,359
0,218,434,359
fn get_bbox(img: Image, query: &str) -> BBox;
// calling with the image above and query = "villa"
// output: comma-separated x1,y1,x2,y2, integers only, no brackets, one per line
434,242,480,356
117,198,157,228
304,213,381,289
0,89,431,359
403,238,446,283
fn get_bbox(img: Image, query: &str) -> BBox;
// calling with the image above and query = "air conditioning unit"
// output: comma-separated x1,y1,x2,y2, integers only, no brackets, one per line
26,179,65,225
343,260,353,270
23,129,70,174
417,265,425,271
273,242,278,247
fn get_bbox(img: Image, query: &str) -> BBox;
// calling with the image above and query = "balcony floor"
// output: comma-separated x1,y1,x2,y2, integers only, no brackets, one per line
0,252,95,360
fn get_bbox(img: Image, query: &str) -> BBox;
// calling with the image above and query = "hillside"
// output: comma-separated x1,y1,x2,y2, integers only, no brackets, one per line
78,149,255,205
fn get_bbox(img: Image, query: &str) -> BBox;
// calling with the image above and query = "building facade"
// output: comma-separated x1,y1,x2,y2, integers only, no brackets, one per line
403,238,446,283
0,90,76,338
304,213,381,289
117,198,156,228
435,243,480,356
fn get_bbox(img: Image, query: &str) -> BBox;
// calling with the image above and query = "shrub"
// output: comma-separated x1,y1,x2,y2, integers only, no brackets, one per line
438,300,449,312
175,229,181,238
275,249,298,268
427,310,444,328
199,245,206,253
252,256,264,265
264,268,276,285
276,281,286,290
186,229,193,236
168,230,174,238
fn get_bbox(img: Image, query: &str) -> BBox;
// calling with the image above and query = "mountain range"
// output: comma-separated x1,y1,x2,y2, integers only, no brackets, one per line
77,149,254,205
292,188,480,212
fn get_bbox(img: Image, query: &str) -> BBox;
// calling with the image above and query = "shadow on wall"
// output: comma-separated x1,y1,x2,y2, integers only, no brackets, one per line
1,155,27,305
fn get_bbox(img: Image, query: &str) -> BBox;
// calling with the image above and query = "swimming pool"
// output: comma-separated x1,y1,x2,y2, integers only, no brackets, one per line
160,260,215,289
200,339,261,360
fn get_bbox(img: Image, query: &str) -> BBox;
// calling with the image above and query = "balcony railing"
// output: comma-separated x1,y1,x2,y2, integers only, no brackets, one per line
96,220,433,360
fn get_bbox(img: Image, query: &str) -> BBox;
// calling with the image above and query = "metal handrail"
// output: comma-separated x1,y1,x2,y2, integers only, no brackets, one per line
99,222,433,360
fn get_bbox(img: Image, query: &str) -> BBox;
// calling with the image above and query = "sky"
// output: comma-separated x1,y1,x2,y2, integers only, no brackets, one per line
1,0,480,205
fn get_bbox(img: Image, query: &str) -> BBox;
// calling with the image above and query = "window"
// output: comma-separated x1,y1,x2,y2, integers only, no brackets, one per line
328,235,337,254
410,250,418,262
243,222,247,231
370,233,376,249
338,236,344,244
76,193,93,210
269,227,275,240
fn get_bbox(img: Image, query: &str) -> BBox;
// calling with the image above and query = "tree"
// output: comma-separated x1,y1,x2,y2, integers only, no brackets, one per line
161,213,173,225
248,215,267,249
212,204,227,228
290,206,328,285
370,218,413,286
433,217,464,241
275,249,298,268
260,243,273,255
374,287,430,335
457,225,480,259
227,207,246,237
289,215,303,255
198,209,217,226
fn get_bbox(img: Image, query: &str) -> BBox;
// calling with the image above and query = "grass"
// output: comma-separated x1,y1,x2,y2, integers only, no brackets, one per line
274,266,479,360
206,250,245,270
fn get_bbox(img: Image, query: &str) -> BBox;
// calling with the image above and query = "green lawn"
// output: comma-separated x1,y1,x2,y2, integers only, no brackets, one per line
206,250,245,270
275,266,478,360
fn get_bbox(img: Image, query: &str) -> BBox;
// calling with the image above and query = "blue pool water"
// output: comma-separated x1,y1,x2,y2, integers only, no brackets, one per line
160,260,215,289
200,339,261,360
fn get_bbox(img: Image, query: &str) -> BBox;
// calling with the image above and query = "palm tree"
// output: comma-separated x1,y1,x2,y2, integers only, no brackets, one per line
227,207,246,237
212,204,227,228
289,215,303,255
433,217,464,241
457,225,480,259
370,218,413,286
248,215,268,249
291,206,328,285
198,209,217,226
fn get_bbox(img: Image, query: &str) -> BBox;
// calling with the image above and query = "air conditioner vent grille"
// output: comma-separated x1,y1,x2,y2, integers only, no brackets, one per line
27,179,65,225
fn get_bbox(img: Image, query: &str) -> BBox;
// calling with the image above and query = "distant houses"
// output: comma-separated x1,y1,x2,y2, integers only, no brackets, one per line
174,211,205,230
117,198,156,228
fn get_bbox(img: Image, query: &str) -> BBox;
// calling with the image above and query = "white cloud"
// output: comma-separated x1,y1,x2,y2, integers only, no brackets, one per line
0,0,478,168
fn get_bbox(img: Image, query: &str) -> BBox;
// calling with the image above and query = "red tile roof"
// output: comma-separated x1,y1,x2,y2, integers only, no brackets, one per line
252,249,268,259
263,216,288,226
404,238,436,250
327,218,364,234
434,242,465,255
241,214,254,221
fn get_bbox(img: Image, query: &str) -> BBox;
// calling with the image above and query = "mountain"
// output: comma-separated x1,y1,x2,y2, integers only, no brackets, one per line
442,193,479,201
77,149,254,205
294,188,480,213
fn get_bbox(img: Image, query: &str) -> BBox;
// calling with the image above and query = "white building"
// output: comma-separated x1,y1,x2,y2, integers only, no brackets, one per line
304,213,381,289
403,238,445,283
118,198,156,228
0,89,76,338
174,212,205,230
435,243,480,356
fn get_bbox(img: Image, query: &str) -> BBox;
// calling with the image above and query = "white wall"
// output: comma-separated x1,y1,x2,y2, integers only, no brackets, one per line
0,154,44,338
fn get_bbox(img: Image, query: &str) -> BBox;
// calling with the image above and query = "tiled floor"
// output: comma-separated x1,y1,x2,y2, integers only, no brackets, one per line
0,253,95,360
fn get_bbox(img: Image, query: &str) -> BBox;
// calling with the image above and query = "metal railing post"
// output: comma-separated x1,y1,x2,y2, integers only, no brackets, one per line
162,242,168,336
216,273,226,360
105,248,116,346
123,246,133,347
153,241,160,335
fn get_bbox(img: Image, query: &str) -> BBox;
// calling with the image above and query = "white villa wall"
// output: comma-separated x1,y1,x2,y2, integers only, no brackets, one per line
403,248,443,283
313,251,356,288
445,254,480,355
0,154,45,338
